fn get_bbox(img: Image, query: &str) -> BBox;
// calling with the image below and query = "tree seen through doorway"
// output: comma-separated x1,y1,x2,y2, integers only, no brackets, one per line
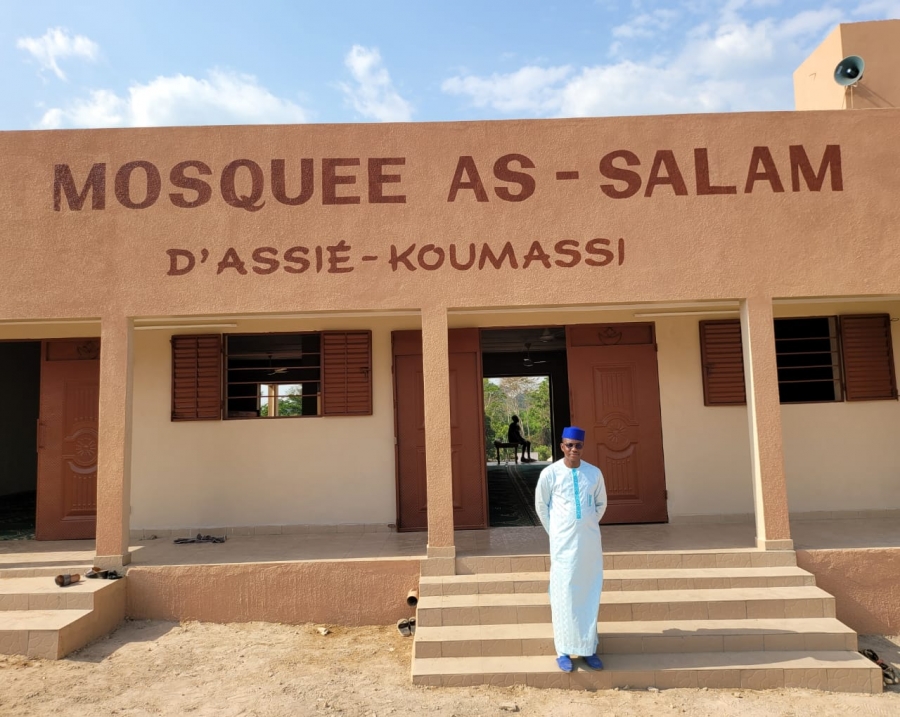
483,376,551,461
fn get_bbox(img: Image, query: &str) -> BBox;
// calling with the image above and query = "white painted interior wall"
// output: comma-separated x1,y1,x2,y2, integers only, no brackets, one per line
129,316,417,529
128,302,900,529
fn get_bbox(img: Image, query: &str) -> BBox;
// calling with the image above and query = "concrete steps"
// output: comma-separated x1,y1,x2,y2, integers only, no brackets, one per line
0,565,93,579
0,576,126,659
419,566,817,596
412,651,878,692
414,618,857,657
418,586,837,626
454,550,799,575
411,550,880,693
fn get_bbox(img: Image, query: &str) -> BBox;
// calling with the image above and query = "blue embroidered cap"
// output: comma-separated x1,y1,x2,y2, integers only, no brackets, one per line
561,426,585,441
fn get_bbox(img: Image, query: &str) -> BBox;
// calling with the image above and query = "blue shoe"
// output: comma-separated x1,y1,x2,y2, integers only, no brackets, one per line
556,655,574,673
583,654,604,671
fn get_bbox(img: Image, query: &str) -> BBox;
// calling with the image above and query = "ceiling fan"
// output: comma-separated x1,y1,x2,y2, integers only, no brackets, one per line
267,353,288,376
538,327,563,343
522,342,547,368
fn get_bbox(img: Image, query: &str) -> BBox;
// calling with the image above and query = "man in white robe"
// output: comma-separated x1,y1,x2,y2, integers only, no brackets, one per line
535,426,607,673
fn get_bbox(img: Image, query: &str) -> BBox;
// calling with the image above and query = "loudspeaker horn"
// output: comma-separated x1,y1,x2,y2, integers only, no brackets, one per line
834,55,865,86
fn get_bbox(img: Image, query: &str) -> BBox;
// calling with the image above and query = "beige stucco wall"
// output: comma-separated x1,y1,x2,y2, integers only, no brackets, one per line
7,307,897,529
795,20,900,112
839,20,900,110
130,314,417,529
4,106,900,545
797,548,900,634
663,300,900,518
128,303,762,529
613,309,899,519
655,316,754,518
127,301,900,529
658,301,900,518
125,559,421,626
4,111,900,319
776,300,900,513
0,323,101,341
793,24,847,112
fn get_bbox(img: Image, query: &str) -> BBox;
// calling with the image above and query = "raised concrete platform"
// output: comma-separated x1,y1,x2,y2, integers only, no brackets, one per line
411,549,880,693
2,519,899,642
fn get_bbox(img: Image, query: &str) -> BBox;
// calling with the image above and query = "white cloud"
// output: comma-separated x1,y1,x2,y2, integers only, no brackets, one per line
854,0,900,16
775,8,844,39
613,9,680,39
441,4,858,118
37,70,309,129
339,45,413,122
442,66,573,114
16,27,99,80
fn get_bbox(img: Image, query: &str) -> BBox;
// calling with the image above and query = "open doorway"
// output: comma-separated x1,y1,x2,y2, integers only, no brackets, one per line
0,342,41,540
392,322,668,531
481,327,570,527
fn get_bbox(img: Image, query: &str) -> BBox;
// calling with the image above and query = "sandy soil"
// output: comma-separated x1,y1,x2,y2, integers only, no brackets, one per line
1,621,898,717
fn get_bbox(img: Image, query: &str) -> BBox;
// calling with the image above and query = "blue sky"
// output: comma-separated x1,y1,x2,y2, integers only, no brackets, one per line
2,0,898,130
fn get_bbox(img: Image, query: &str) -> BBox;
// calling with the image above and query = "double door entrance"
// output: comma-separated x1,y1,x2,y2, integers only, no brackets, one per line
393,323,668,531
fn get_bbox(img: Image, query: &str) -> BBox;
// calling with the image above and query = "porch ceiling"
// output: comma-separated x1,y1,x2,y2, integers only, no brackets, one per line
480,327,565,354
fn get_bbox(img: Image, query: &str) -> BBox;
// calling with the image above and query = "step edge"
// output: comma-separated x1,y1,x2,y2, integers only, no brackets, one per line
418,585,834,607
421,567,813,583
411,650,878,676
0,609,93,630
413,617,857,640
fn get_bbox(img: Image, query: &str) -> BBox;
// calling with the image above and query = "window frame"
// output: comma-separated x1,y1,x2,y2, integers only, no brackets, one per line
171,329,374,422
773,315,844,405
223,331,323,420
699,313,897,407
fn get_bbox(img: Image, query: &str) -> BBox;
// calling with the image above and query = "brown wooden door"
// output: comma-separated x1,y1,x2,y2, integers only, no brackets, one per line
35,339,100,540
393,329,487,531
566,324,668,524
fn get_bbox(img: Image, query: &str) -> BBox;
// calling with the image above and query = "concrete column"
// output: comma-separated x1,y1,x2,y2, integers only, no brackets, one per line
740,297,793,550
94,315,134,568
420,306,456,567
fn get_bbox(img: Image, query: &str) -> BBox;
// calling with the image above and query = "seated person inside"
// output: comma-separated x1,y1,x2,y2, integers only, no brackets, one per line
508,415,533,463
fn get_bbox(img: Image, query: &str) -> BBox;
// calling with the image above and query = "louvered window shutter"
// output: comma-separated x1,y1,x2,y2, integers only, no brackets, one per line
322,331,372,416
171,334,222,421
840,314,898,401
699,320,747,406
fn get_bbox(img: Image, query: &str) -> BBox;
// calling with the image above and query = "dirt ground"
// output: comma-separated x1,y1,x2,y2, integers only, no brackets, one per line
1,622,899,717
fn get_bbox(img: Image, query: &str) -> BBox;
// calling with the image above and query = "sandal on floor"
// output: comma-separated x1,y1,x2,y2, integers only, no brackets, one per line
397,618,411,637
861,649,900,686
174,534,226,544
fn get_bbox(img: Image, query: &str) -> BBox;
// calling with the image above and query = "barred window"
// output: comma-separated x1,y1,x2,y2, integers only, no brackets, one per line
171,330,372,421
699,314,896,406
